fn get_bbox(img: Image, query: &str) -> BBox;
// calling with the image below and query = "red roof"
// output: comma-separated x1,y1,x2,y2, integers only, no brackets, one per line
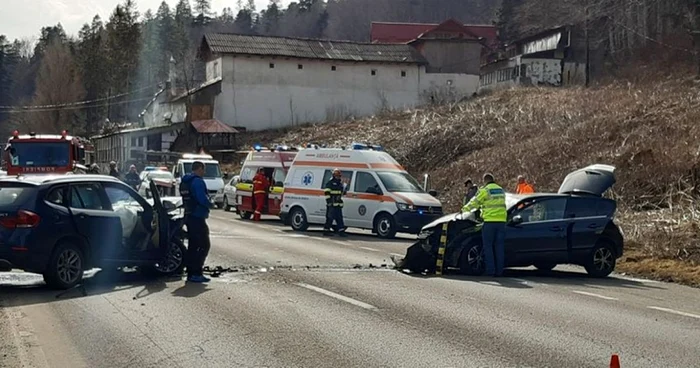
371,19,498,46
191,120,238,134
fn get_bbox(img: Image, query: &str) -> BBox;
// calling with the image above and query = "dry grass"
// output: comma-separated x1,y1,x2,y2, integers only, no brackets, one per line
238,73,700,286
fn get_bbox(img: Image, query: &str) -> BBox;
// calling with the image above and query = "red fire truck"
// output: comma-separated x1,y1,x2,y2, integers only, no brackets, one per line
235,144,298,219
4,130,93,175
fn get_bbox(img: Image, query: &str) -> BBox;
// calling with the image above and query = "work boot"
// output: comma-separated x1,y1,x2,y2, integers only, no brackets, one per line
186,275,211,283
323,229,334,237
337,231,348,238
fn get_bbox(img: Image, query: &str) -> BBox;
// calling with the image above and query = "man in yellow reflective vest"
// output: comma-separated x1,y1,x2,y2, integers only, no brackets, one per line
462,173,507,276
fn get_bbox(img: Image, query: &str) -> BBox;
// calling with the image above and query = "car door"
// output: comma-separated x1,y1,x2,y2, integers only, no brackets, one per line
346,171,384,229
268,168,287,214
505,197,569,265
566,197,613,260
43,185,75,240
67,182,123,263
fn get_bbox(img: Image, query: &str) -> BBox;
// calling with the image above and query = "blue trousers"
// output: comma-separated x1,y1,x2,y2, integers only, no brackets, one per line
324,206,345,232
481,222,506,276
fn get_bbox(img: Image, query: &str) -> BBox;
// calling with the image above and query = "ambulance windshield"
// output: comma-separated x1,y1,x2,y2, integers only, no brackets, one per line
377,172,424,193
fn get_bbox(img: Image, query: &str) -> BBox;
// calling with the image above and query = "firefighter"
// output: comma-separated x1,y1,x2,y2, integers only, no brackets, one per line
252,168,270,221
516,175,535,194
323,169,347,237
462,173,507,277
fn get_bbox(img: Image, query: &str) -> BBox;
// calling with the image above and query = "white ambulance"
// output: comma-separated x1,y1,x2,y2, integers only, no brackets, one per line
279,143,443,238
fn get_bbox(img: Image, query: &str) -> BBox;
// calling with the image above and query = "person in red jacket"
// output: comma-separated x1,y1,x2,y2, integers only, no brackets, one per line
252,168,270,221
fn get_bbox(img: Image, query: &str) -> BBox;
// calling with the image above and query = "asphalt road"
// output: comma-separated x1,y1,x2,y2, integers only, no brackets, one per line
2,212,700,368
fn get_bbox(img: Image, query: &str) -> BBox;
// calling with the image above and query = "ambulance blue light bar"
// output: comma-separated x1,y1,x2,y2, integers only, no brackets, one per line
351,142,384,151
144,166,157,171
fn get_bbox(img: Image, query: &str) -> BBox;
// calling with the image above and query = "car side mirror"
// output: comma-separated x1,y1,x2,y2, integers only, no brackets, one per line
428,189,438,197
162,200,177,211
510,215,523,225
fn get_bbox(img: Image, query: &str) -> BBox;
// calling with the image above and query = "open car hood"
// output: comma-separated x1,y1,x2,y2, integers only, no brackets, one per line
421,210,479,231
558,164,616,196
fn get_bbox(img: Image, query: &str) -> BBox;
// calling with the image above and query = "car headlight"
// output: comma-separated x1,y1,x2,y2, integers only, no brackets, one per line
396,202,415,212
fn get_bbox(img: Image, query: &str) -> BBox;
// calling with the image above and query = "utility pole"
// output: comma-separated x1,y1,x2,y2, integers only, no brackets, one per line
585,0,590,87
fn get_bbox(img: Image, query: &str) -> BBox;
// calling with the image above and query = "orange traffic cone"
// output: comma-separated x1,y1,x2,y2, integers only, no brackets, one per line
609,354,620,368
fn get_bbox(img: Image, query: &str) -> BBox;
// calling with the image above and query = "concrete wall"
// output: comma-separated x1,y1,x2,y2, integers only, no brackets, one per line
419,72,479,103
214,56,422,131
420,41,482,75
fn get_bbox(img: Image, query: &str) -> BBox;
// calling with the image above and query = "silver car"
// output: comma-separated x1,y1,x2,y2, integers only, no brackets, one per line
222,175,240,212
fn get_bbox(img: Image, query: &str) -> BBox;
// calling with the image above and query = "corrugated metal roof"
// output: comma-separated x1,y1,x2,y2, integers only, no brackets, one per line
370,20,498,47
191,119,238,134
203,34,427,64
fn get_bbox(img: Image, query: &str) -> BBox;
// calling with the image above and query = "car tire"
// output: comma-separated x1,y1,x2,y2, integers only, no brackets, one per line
290,207,309,232
239,211,252,220
374,213,397,239
459,242,485,276
584,241,617,278
142,240,187,277
43,241,85,290
223,196,231,212
534,262,557,272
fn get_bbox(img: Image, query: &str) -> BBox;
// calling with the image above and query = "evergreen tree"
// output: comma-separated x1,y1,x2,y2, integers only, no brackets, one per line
259,0,282,35
105,0,141,121
77,15,109,135
193,0,213,26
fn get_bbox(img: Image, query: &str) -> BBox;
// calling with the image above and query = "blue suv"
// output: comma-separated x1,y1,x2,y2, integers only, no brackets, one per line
0,175,186,289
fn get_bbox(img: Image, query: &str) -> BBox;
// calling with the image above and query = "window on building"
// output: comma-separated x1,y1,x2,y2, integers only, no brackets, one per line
214,61,219,78
401,70,406,77
269,63,275,69
331,65,337,71
371,69,377,76
298,64,303,70
138,137,144,146
131,137,136,146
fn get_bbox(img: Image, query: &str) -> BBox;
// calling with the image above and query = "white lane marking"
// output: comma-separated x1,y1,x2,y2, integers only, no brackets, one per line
296,283,377,310
572,291,619,301
647,306,700,320
359,246,381,253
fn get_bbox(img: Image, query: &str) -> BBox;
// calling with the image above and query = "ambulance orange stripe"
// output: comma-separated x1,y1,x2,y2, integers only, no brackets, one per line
369,163,405,170
285,188,395,203
392,193,414,205
292,161,370,169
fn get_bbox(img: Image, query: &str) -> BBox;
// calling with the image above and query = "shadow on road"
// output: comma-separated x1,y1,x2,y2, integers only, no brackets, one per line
0,268,180,308
171,283,211,298
280,228,416,245
396,267,666,290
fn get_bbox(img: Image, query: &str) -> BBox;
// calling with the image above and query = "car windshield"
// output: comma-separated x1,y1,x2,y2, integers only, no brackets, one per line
147,171,173,180
182,162,221,178
8,142,71,167
376,172,424,193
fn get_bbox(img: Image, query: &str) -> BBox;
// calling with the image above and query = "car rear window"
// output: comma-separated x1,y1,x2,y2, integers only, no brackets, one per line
0,184,36,206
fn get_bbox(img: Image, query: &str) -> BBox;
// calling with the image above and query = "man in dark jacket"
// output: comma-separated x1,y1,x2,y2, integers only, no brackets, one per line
463,179,478,206
180,161,213,283
108,161,120,179
323,168,347,237
125,165,140,190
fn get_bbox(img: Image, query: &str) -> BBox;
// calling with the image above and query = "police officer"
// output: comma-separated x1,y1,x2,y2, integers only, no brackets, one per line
323,168,347,237
180,161,213,283
462,173,507,276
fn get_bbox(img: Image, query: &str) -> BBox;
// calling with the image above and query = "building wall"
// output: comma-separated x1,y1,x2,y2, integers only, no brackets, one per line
143,98,187,127
206,58,223,81
521,58,562,86
478,57,521,92
420,41,482,75
419,72,479,103
214,56,422,131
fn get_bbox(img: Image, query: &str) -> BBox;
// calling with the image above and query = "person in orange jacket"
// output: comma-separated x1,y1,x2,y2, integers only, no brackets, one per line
516,175,535,194
252,168,270,221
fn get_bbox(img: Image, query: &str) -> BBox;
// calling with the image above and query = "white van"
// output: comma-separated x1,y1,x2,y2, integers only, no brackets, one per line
173,153,225,207
280,144,443,238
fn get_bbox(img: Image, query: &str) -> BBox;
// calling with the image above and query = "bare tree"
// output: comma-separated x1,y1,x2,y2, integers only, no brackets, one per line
31,40,85,132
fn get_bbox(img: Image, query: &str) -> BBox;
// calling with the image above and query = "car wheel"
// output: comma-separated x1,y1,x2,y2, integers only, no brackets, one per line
43,242,85,289
143,240,186,276
534,262,557,272
290,207,309,232
584,241,616,278
239,211,252,220
375,214,397,239
223,196,231,212
459,242,485,276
